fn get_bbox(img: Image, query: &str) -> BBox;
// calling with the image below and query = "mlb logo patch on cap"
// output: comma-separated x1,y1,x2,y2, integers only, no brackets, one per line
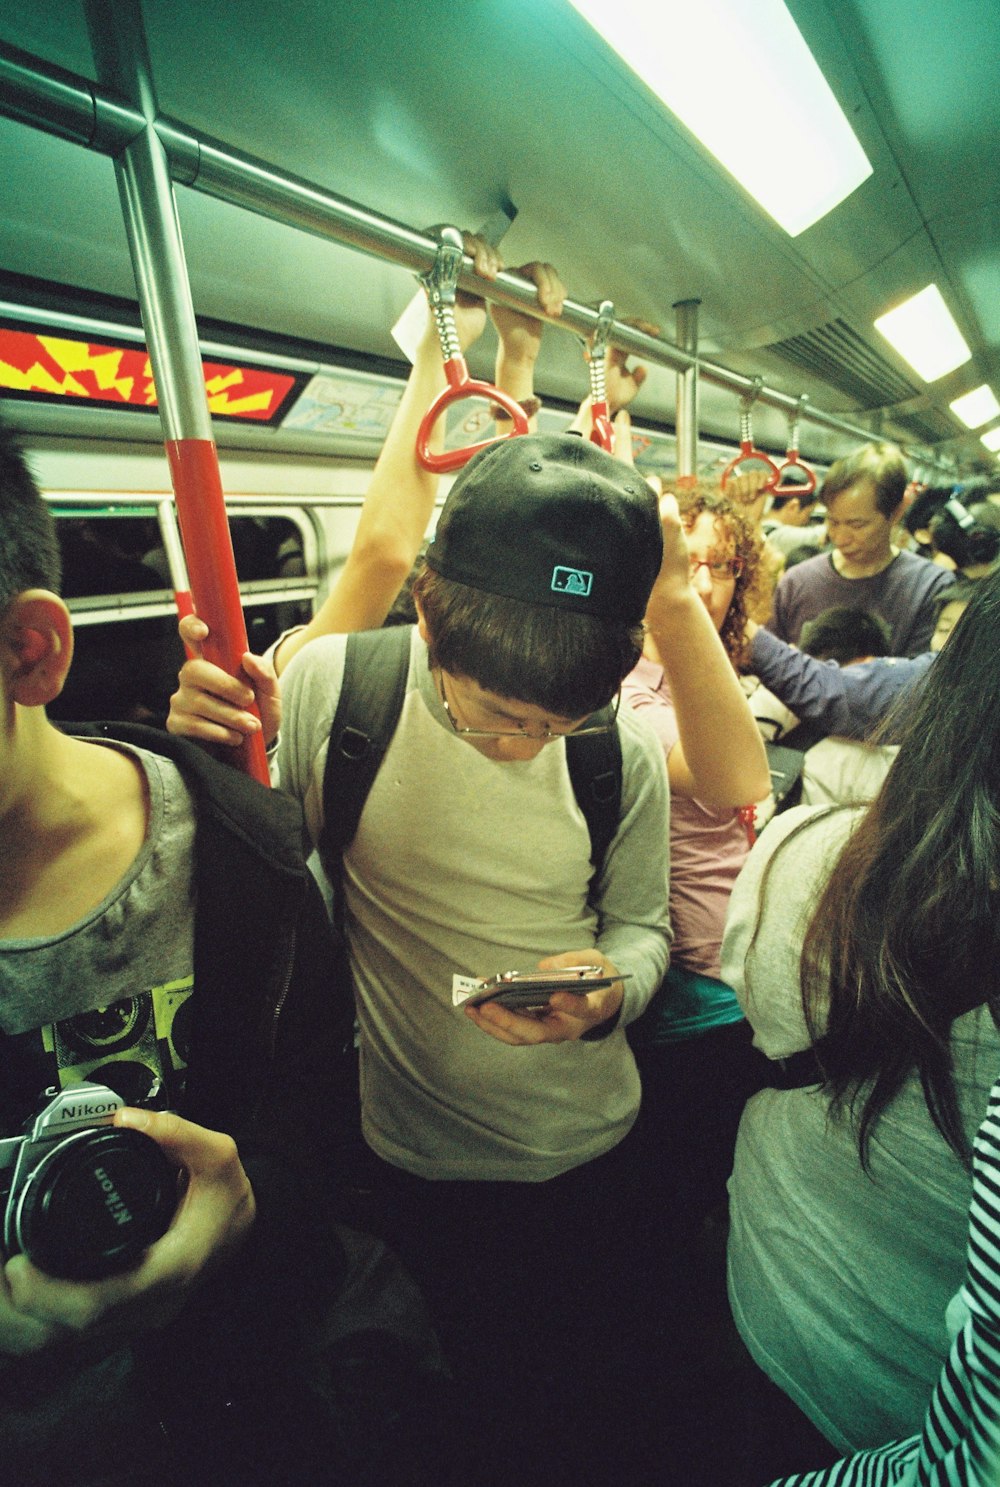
551,565,594,598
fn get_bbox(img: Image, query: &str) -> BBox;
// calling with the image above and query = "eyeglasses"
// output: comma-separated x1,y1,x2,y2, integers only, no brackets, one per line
435,670,621,740
688,555,744,583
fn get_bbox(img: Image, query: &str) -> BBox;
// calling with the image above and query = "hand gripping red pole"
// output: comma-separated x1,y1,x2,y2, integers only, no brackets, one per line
166,440,270,785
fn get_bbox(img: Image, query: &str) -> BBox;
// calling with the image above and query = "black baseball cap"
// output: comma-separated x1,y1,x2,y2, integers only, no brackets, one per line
424,434,662,624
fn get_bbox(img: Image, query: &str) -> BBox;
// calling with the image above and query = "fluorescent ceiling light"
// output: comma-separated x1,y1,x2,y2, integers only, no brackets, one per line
981,426,1000,453
874,284,971,382
563,0,872,235
950,384,1000,429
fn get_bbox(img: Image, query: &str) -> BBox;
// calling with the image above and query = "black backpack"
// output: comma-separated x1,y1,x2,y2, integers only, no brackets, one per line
319,626,623,891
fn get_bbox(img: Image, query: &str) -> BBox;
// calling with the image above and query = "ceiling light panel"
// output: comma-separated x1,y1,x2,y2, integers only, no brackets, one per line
564,0,873,235
950,384,1000,429
874,284,972,382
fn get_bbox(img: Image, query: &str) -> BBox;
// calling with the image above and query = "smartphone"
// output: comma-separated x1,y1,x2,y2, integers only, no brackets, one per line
464,965,621,1012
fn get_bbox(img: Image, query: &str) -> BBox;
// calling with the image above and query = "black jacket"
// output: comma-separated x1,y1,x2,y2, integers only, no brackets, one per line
68,724,360,1476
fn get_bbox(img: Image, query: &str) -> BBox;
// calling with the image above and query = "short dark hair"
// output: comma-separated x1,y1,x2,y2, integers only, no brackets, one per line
769,489,817,513
929,505,1000,570
799,606,891,664
0,421,61,613
412,563,643,717
782,541,824,572
821,441,907,519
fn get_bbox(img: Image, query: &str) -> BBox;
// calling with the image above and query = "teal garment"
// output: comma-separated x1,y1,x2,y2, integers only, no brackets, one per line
631,962,745,1047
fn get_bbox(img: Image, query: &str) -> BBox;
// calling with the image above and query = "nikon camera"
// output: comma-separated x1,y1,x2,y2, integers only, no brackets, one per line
0,1082,177,1280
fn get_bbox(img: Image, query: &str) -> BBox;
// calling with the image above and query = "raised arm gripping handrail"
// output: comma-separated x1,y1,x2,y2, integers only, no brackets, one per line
415,227,529,473
721,379,781,493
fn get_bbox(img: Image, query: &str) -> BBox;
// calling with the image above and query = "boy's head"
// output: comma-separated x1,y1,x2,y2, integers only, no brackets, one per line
414,434,661,718
799,606,892,665
0,422,73,716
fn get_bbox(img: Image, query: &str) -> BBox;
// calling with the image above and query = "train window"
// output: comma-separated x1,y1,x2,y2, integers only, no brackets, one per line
46,502,321,727
51,510,313,597
56,510,168,600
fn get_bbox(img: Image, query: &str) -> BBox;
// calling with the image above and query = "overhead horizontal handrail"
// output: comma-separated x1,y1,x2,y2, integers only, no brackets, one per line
0,40,958,476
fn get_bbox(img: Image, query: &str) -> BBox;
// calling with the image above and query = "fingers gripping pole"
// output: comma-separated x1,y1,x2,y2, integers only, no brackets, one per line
166,441,270,783
415,227,528,473
721,377,780,493
585,301,616,453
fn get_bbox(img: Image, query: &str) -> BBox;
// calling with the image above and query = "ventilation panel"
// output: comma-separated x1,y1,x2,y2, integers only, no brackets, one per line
766,318,919,410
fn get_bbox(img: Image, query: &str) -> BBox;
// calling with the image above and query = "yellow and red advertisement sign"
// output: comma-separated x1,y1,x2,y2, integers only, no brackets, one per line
0,326,300,422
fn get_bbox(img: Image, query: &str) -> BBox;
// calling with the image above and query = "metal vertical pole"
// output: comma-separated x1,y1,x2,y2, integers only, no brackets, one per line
673,299,701,489
86,0,268,783
156,497,194,622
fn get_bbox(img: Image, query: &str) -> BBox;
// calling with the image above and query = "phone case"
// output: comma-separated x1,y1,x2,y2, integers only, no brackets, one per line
464,969,616,1010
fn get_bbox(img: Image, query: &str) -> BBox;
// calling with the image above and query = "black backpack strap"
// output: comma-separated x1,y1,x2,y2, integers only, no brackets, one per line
565,706,623,883
320,625,413,863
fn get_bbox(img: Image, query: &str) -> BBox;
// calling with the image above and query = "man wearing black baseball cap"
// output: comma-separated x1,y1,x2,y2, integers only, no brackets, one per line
170,431,673,1462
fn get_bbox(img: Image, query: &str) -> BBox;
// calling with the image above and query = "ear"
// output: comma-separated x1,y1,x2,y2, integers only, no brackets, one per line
1,591,74,708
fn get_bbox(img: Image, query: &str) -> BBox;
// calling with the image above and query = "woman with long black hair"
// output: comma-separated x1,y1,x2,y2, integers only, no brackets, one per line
721,566,1000,1458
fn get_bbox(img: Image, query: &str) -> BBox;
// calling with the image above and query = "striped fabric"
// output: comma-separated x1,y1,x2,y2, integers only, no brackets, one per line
768,1072,1000,1487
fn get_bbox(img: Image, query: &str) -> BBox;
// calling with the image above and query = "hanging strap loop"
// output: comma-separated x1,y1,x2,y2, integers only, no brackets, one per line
774,395,817,498
721,376,780,493
584,300,616,452
415,227,529,473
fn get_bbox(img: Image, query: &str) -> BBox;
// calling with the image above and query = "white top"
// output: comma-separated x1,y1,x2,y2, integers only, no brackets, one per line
277,627,671,1181
721,804,1000,1451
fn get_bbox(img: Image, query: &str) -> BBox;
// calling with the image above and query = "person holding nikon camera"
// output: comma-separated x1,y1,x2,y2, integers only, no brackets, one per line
0,423,417,1485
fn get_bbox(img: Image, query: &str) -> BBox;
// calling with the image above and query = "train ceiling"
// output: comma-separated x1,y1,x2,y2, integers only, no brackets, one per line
0,0,997,475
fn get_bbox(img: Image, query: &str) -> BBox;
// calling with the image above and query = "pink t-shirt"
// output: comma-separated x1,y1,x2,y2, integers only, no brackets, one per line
622,655,749,981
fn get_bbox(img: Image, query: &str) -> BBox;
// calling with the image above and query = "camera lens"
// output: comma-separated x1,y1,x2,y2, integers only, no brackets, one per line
12,1128,176,1280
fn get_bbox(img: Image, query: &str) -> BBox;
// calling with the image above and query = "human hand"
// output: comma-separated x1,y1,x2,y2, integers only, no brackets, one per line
0,1110,255,1360
601,319,658,415
454,231,504,351
723,468,772,521
414,230,502,357
656,492,694,592
490,259,566,365
168,613,281,749
642,493,702,637
465,949,625,1046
